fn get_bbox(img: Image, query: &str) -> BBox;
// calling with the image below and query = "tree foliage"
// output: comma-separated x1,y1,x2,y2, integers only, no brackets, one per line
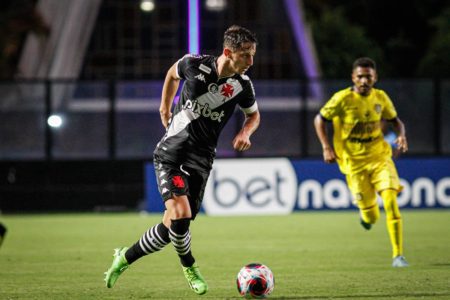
308,7,383,77
304,0,450,78
417,7,450,77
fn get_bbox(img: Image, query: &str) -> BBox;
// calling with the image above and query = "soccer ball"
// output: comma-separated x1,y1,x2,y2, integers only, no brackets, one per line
236,263,274,299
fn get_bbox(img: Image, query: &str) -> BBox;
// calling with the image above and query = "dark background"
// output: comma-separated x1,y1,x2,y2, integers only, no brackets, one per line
2,0,449,80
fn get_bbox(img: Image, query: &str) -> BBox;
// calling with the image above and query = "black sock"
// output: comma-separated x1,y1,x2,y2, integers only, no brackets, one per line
125,223,170,264
169,218,195,267
0,223,6,237
0,223,6,247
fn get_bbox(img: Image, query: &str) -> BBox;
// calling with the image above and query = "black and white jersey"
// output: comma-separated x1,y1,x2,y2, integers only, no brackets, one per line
154,54,258,171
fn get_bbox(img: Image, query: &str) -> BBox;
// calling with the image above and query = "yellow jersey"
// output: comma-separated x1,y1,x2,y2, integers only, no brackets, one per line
320,87,398,174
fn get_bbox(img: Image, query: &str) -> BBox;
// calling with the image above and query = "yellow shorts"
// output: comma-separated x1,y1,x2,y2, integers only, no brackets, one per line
345,158,401,209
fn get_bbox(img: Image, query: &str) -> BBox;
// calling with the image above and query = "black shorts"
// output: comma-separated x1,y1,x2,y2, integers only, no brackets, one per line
153,157,210,219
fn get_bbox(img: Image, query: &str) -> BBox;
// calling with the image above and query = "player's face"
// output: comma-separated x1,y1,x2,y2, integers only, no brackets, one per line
352,67,377,96
228,42,256,74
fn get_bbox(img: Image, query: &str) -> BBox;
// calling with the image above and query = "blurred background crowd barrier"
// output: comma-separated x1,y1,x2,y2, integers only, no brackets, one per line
0,78,449,160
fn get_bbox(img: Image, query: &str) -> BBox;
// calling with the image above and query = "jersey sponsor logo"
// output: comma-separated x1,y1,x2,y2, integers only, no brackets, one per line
199,64,212,74
348,121,380,135
172,175,185,188
183,99,225,122
195,73,206,82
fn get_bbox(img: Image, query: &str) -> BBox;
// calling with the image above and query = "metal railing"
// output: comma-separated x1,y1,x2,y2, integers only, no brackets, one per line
0,78,448,160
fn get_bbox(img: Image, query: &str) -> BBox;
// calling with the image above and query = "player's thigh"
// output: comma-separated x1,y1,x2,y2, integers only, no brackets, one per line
371,158,401,193
346,170,377,209
154,159,190,202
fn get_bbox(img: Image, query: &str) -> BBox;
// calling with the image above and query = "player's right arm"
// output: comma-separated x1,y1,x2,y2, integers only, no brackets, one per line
314,114,337,163
160,63,181,128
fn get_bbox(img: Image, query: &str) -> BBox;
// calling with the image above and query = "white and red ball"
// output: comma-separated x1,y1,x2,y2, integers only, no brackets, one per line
236,263,274,299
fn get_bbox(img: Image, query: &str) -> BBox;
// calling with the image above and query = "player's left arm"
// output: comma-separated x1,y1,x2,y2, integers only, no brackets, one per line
232,110,260,152
387,117,408,153
381,91,408,153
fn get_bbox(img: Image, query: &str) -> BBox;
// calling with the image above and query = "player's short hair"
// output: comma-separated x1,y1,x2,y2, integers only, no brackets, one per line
223,25,258,51
353,57,376,70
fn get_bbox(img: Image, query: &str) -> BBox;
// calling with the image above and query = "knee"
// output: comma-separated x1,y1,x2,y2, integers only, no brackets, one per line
355,194,380,224
166,207,191,221
171,209,191,220
165,196,192,220
361,204,380,224
381,189,401,220
385,206,401,221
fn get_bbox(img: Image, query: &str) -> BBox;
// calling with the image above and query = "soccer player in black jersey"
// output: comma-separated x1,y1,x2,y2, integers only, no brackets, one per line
105,25,260,295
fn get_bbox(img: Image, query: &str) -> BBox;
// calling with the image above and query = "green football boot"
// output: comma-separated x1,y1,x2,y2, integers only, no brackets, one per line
182,263,208,295
104,247,129,288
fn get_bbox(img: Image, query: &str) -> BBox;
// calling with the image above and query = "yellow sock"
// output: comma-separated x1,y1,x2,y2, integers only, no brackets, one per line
381,189,403,258
387,218,403,257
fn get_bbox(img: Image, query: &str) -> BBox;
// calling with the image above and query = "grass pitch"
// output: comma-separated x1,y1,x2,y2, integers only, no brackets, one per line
0,210,449,299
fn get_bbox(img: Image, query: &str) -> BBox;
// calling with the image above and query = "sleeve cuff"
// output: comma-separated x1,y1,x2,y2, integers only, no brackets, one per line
320,113,332,122
240,101,258,114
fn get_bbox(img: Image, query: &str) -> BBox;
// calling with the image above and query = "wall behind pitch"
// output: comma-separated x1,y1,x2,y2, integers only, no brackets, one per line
0,161,144,212
145,158,450,214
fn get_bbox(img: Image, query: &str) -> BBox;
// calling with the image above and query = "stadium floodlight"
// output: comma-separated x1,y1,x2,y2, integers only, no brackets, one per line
205,0,227,11
47,114,63,128
140,0,155,12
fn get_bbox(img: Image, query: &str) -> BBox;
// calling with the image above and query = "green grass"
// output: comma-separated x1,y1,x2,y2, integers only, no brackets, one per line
0,210,449,299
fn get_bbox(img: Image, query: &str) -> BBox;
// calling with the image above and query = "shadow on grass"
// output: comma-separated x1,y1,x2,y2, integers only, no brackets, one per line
430,263,450,267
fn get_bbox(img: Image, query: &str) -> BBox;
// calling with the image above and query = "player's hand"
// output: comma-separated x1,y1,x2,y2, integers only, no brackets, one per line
323,146,337,163
232,132,251,152
395,135,408,153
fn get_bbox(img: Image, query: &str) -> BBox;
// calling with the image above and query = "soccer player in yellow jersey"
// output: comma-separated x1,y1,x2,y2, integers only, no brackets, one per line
314,57,409,267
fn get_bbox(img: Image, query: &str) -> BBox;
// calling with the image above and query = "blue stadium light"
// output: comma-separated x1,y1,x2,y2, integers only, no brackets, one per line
188,0,200,54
